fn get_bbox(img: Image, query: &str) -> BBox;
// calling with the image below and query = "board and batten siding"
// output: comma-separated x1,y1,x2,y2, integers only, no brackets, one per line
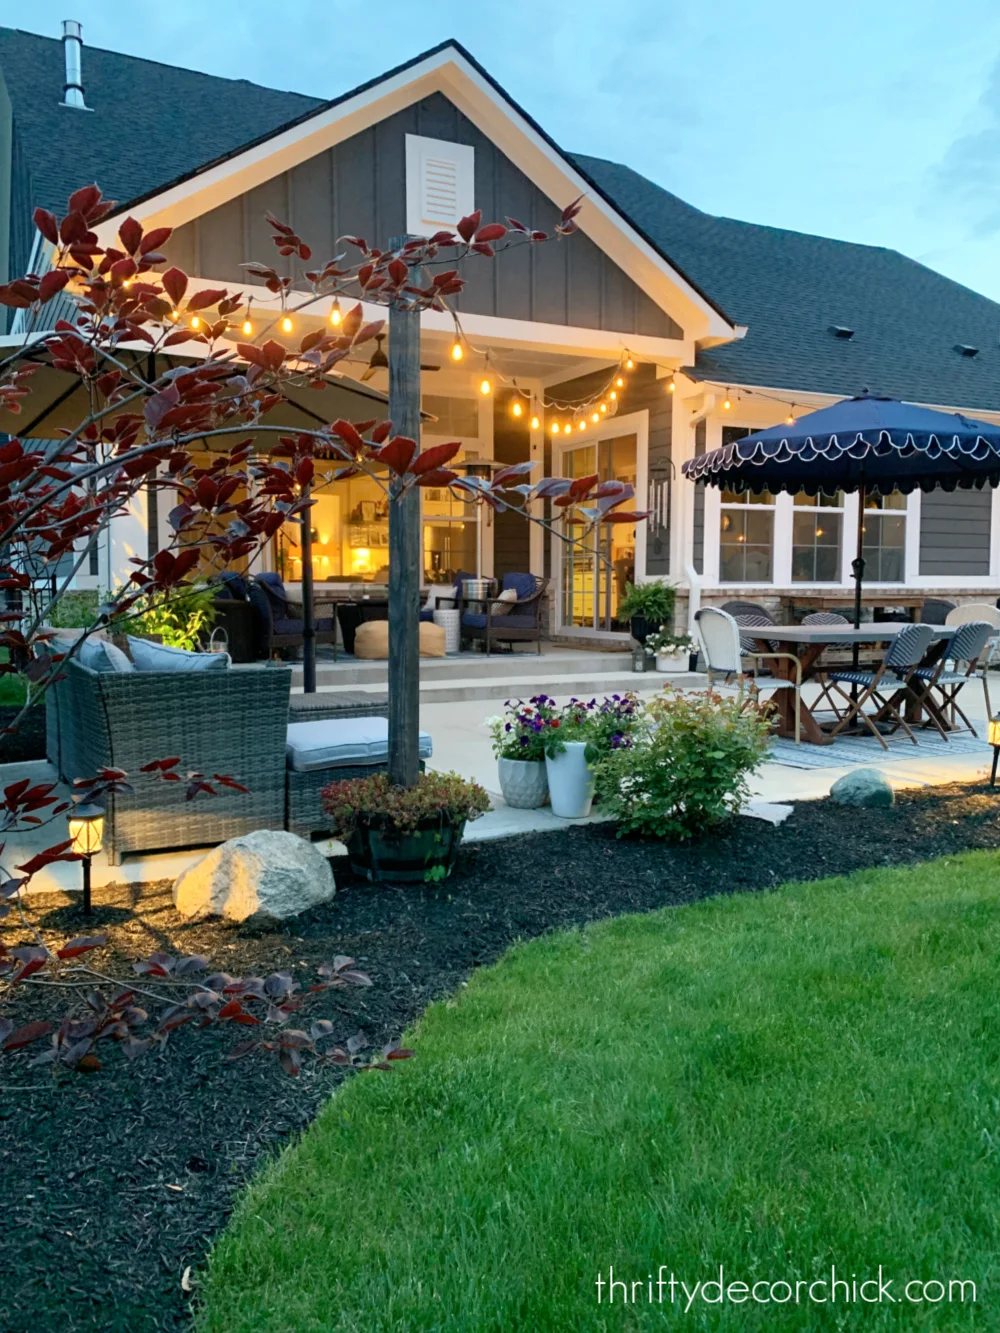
918,489,993,577
691,420,706,575
162,93,681,338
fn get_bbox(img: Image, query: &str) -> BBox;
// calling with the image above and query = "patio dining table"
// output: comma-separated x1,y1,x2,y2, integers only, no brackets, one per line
746,623,958,745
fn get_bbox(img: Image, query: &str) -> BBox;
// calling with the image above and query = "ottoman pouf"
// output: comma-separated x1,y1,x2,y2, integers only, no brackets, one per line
353,619,446,659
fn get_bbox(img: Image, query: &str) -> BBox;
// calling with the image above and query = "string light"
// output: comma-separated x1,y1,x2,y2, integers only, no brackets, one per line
329,298,342,327
667,377,675,394
591,411,600,423
450,337,464,362
530,414,540,430
786,405,796,425
241,317,253,336
600,402,607,413
189,315,201,330
550,420,561,437
723,391,732,411
511,399,523,418
281,315,294,334
480,378,492,396
564,424,572,435
616,376,624,388
609,390,617,401
578,420,586,431
625,357,634,370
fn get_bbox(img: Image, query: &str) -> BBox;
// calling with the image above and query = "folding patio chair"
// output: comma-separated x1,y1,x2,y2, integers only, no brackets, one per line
695,606,802,743
912,620,994,738
825,623,935,750
801,611,852,717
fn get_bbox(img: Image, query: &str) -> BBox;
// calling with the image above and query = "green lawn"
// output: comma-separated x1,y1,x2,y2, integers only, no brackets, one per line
198,853,1000,1331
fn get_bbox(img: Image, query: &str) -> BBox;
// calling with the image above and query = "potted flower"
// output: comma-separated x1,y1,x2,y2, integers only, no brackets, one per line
321,771,490,885
616,579,676,646
645,628,695,674
542,694,641,818
487,695,555,808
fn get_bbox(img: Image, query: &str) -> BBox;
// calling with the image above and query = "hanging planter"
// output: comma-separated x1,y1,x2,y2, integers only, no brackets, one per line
322,771,490,886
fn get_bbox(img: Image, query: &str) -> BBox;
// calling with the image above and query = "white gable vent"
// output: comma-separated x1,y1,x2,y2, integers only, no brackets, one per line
405,134,475,237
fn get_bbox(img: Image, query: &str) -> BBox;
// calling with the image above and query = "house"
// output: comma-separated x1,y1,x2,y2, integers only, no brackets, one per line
1,19,999,640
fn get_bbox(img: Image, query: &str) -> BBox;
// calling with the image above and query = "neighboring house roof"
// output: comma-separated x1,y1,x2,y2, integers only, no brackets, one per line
3,27,1000,412
573,154,1000,412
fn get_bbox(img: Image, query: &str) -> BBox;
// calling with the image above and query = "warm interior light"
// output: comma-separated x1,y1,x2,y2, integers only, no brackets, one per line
68,803,104,858
351,547,373,574
241,318,253,336
990,717,1000,748
480,378,492,395
450,338,464,362
281,315,294,334
330,299,342,327
530,414,540,430
511,400,523,417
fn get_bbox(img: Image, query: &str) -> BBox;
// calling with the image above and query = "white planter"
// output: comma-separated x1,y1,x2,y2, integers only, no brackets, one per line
497,757,549,809
545,741,595,819
656,649,688,674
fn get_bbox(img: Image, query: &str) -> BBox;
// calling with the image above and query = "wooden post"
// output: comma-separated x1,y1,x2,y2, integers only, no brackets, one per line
300,494,316,694
387,241,421,787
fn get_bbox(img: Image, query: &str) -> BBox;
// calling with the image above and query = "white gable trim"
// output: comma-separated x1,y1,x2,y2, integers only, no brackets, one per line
90,47,734,344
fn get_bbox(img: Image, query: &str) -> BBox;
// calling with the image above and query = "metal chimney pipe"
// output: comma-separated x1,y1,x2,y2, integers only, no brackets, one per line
60,20,89,109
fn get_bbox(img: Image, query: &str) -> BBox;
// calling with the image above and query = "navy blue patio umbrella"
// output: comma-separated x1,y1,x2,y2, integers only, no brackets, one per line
682,391,1000,631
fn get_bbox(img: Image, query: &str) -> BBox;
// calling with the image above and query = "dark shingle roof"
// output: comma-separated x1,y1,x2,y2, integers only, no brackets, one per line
572,153,1000,412
3,26,1000,413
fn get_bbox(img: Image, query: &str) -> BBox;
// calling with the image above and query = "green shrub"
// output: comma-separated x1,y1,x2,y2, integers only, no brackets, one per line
616,579,676,626
594,685,772,839
116,584,217,650
321,771,490,840
47,589,100,629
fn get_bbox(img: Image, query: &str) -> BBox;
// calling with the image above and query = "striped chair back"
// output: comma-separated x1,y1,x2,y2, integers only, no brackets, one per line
884,623,934,671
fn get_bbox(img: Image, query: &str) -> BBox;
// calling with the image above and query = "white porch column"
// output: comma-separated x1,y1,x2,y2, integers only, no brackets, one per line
107,490,149,589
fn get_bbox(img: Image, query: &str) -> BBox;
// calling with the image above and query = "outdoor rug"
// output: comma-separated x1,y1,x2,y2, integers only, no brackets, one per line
768,726,992,770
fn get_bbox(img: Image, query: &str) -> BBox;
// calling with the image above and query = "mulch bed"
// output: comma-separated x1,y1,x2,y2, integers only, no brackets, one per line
4,782,1000,1331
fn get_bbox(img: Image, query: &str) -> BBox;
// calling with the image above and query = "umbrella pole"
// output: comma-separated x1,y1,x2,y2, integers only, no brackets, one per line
851,482,867,670
300,494,316,694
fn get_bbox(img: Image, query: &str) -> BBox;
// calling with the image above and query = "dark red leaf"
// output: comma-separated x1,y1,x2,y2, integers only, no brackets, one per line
374,436,417,476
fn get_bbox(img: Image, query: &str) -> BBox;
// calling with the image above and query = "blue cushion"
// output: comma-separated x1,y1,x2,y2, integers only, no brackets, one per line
503,572,537,602
77,637,134,674
286,717,433,772
462,612,537,631
419,609,435,622
274,616,304,635
127,637,230,672
214,572,249,601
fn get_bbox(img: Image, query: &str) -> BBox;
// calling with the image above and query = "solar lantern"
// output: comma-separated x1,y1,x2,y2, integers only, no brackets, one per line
68,801,104,916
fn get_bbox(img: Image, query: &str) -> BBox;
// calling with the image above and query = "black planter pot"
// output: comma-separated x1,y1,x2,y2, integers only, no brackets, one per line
347,815,467,885
629,614,651,646
0,704,46,763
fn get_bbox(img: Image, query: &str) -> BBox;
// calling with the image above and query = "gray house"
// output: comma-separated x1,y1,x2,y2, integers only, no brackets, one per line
1,20,998,638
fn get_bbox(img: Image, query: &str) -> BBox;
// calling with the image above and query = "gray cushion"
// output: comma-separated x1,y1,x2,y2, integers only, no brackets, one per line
286,716,433,772
77,637,134,674
127,636,230,672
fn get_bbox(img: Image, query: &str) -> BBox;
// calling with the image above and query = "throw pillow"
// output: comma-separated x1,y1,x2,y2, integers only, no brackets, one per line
490,587,519,616
76,636,134,674
127,636,230,672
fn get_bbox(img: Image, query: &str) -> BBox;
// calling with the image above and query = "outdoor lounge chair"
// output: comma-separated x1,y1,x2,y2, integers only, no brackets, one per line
461,573,548,655
912,620,994,737
694,606,802,743
49,657,292,863
825,622,935,750
208,572,258,663
249,572,338,660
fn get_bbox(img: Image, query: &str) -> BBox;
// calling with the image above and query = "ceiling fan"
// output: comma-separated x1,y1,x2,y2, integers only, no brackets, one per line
360,334,440,380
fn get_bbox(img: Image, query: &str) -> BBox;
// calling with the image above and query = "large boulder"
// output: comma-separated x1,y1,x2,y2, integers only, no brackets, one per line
829,769,895,809
173,830,335,922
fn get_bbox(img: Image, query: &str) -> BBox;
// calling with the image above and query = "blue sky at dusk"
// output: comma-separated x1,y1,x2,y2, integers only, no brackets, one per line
9,1,1000,300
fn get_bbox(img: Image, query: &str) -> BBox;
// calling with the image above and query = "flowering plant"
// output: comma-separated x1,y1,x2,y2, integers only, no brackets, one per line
487,695,558,761
645,629,693,656
543,693,642,760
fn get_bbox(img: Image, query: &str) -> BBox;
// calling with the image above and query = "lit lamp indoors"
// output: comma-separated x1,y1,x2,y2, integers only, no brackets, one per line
68,802,104,916
990,717,1000,786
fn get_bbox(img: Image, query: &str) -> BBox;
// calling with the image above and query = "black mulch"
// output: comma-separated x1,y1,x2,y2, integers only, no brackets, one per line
4,783,1000,1331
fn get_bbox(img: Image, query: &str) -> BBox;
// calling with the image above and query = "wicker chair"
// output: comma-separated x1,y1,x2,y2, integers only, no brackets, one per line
461,573,548,655
249,573,338,659
50,659,292,863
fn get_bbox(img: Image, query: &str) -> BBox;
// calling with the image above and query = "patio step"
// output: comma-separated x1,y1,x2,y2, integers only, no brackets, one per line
290,649,637,689
293,668,701,706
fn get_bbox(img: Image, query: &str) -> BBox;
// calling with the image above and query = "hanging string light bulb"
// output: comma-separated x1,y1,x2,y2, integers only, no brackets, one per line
786,405,796,426
189,315,202,330
451,337,464,362
241,315,253,336
591,411,600,423
616,375,625,389
723,390,732,411
550,420,561,437
625,356,634,370
511,398,523,418
281,315,294,334
600,401,607,413
564,423,572,435
530,413,540,430
329,298,342,327
480,377,492,395
667,377,676,394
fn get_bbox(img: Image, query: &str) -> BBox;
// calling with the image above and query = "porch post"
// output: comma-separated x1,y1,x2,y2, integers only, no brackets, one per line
387,240,422,788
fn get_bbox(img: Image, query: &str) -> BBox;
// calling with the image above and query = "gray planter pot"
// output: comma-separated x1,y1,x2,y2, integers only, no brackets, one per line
497,757,549,808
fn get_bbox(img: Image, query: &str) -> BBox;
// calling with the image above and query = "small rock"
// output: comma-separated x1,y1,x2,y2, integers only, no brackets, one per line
173,830,335,922
830,769,895,808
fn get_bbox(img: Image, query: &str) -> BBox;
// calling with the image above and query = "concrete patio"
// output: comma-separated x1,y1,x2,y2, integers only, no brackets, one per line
5,667,996,898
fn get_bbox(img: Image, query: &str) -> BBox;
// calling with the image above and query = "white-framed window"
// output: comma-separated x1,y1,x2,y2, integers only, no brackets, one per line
791,490,844,582
719,486,775,582
860,491,907,582
405,135,475,237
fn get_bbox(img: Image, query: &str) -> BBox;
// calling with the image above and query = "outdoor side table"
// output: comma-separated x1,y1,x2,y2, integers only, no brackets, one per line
433,607,462,654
